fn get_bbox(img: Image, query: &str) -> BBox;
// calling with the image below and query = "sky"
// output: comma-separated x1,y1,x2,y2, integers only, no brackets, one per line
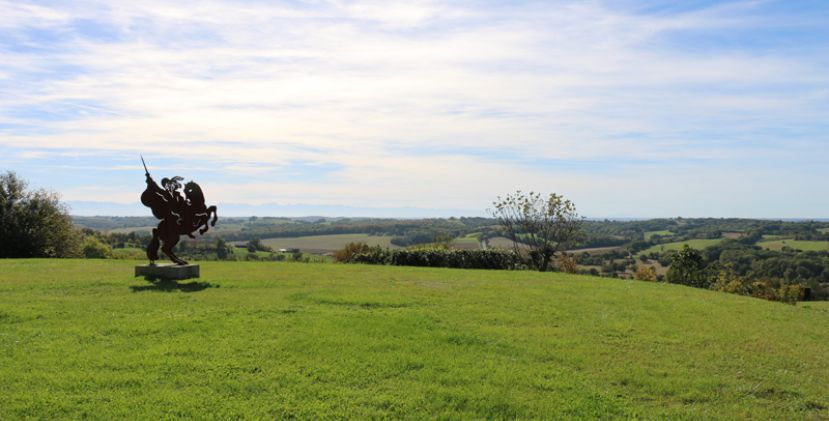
1,0,828,218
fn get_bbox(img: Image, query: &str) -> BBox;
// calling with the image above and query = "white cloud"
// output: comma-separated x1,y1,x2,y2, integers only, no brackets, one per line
1,0,827,216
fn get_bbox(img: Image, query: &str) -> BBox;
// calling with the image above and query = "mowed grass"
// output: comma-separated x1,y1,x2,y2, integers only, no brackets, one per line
257,234,399,253
638,238,724,255
1,260,828,419
758,239,829,252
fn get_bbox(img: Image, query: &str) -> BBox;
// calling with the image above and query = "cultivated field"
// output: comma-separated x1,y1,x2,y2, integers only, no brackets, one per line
758,239,829,252
644,230,674,240
1,260,827,419
638,239,724,255
254,234,399,253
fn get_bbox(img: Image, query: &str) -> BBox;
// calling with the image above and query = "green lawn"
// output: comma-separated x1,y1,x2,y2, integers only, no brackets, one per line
111,247,145,259
644,230,674,240
758,239,829,252
229,247,274,258
1,260,827,419
638,238,723,255
256,234,399,253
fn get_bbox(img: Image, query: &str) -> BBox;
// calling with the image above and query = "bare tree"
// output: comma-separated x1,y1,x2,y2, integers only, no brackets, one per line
490,191,582,272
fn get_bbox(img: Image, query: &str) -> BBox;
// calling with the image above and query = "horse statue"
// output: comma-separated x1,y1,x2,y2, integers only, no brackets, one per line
140,157,218,265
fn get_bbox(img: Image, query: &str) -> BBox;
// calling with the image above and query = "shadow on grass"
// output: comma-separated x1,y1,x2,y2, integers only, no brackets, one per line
130,278,218,293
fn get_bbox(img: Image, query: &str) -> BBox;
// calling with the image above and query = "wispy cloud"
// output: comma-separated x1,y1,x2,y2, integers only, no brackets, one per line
1,0,827,217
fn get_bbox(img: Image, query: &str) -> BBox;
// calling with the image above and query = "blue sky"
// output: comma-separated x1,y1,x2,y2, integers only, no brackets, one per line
1,0,827,217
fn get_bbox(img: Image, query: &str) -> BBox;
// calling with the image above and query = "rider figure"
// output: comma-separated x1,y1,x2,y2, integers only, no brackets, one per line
162,176,186,226
144,174,188,228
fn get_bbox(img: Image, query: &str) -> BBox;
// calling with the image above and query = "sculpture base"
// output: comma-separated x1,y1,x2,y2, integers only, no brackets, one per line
135,264,200,280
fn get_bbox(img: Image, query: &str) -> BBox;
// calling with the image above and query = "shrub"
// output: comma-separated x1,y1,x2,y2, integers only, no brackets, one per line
82,236,112,259
557,253,578,274
776,283,803,305
333,242,372,263
634,265,657,281
710,266,751,294
345,247,519,270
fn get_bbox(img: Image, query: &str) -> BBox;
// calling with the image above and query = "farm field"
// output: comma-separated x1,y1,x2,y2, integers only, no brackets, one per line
644,230,674,240
638,238,724,255
107,226,155,234
758,239,829,252
1,260,827,419
256,234,399,253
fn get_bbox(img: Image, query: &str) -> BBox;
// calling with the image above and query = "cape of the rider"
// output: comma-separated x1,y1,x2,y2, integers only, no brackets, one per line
141,175,176,220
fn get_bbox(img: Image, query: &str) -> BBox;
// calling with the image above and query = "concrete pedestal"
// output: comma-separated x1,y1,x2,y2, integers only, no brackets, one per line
135,264,200,280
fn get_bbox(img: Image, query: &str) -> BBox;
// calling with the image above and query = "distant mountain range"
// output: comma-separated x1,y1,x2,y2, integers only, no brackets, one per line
66,201,483,219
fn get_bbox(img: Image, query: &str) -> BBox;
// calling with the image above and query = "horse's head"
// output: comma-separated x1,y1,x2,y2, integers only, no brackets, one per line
184,181,205,206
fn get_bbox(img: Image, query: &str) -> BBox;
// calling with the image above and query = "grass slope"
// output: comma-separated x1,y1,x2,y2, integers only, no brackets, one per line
1,260,827,419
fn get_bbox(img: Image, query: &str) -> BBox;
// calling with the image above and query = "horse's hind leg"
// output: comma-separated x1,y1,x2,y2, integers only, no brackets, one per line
161,235,188,265
147,228,161,264
159,219,187,265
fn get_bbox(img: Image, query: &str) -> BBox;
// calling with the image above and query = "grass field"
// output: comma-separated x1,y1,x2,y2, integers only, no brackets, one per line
758,239,829,252
644,230,674,240
1,260,827,419
229,247,274,258
638,238,724,255
255,234,399,253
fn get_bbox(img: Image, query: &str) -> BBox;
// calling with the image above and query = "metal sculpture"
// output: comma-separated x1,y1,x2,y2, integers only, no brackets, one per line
140,156,217,265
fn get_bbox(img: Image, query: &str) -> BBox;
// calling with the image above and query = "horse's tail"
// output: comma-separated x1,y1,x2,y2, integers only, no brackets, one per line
209,205,218,227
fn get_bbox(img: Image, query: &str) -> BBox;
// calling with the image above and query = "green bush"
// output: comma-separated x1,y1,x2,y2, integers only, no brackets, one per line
82,236,112,259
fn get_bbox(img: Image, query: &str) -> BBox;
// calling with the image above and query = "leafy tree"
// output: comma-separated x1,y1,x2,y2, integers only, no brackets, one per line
491,191,582,271
246,237,269,253
666,245,709,288
216,238,229,260
0,172,80,258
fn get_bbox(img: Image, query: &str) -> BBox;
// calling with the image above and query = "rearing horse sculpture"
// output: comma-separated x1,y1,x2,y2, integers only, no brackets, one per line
140,157,218,265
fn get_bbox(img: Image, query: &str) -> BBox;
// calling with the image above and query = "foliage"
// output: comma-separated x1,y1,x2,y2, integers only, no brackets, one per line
634,265,657,282
333,242,373,263
215,238,230,260
345,247,520,270
246,237,270,253
0,172,81,258
81,235,113,259
491,191,582,271
556,253,578,274
710,266,804,305
666,245,710,288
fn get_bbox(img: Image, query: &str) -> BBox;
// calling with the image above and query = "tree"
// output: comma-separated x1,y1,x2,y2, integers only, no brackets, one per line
491,191,582,272
247,238,263,253
216,238,229,260
666,245,709,288
0,172,81,258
